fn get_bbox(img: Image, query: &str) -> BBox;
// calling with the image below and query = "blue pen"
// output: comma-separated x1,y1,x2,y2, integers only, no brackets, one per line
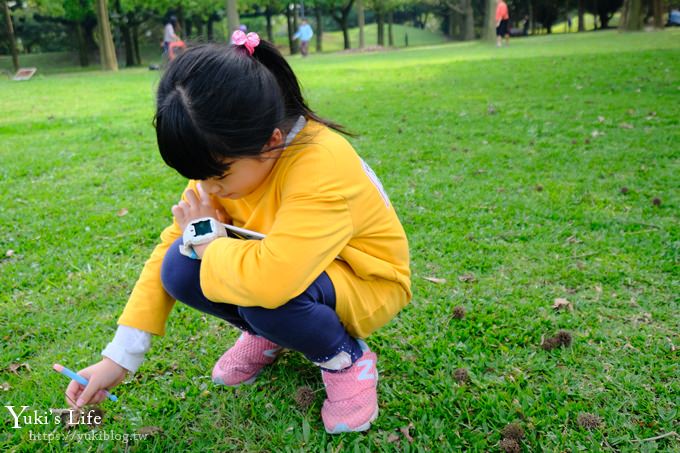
53,363,118,403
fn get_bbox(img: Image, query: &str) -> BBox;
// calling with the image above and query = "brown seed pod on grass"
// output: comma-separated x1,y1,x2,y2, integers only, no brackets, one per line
542,330,573,350
541,337,559,351
501,422,525,441
453,368,469,384
555,330,573,347
453,306,466,319
500,438,521,453
294,386,315,411
577,412,603,430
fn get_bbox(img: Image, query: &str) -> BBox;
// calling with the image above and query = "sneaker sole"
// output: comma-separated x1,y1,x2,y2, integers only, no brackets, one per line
212,370,261,387
324,405,379,434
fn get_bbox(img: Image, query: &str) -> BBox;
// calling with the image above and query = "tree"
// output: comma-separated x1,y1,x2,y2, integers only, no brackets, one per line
584,0,623,28
619,0,642,30
533,0,560,33
357,0,365,48
94,0,118,70
440,0,474,40
33,0,98,67
327,0,355,49
226,0,239,33
2,0,19,71
483,0,495,40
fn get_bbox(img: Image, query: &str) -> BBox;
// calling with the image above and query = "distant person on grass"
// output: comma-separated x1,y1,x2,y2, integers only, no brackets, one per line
63,32,411,434
496,0,510,47
293,19,314,57
163,16,179,55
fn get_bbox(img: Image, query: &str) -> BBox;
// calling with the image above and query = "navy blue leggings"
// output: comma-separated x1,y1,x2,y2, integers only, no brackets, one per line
160,238,363,365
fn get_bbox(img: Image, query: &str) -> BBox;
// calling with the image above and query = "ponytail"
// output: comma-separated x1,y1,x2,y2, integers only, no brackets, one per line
251,40,352,136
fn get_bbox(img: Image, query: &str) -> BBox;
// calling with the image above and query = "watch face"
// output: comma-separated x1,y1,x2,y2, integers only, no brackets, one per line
194,220,213,236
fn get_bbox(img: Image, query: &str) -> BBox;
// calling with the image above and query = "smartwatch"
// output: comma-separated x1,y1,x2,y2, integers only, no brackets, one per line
179,217,227,259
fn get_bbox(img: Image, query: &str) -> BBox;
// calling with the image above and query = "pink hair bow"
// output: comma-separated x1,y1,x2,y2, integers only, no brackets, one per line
232,30,260,55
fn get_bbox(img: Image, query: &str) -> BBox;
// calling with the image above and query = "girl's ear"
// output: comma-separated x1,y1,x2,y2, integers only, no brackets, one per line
261,128,284,156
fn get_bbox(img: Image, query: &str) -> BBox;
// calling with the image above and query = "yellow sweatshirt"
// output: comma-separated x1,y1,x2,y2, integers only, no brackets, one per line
118,120,411,338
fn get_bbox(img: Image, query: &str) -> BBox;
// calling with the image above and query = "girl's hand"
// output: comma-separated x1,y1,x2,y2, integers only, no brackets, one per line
172,183,230,232
65,357,128,409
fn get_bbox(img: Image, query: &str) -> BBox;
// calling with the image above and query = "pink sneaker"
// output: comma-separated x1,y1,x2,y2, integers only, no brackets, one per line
211,332,282,386
321,342,379,434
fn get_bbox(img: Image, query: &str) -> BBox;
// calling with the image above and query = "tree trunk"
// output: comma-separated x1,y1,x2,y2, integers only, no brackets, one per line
377,12,384,46
207,18,214,41
185,19,193,37
226,0,240,34
357,0,365,48
600,13,610,28
75,23,89,66
341,17,350,49
132,24,141,64
577,0,585,31
447,10,455,38
484,0,496,40
620,0,643,30
195,20,204,40
265,7,274,42
293,3,299,37
286,6,297,54
315,7,323,52
464,0,474,40
388,11,394,46
652,0,663,28
95,0,118,71
121,23,134,66
2,0,19,72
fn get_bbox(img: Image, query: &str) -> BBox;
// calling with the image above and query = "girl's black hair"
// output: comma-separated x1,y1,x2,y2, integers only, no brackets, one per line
154,40,348,180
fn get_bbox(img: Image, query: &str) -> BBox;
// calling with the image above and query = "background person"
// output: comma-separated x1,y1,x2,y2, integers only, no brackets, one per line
495,0,510,47
293,19,314,57
163,16,179,55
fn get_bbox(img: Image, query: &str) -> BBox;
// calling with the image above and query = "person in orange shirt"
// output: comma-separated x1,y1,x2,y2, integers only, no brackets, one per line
495,0,510,47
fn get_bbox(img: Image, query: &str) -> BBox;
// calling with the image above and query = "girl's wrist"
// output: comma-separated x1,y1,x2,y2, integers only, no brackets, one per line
193,242,211,259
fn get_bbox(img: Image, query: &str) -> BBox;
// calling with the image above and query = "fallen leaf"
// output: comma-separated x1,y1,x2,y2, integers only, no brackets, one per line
591,130,603,138
620,123,634,129
5,250,14,257
387,432,400,443
400,423,415,443
117,208,129,217
423,276,446,284
458,274,476,283
597,115,605,123
7,362,30,374
1,382,10,391
553,298,573,311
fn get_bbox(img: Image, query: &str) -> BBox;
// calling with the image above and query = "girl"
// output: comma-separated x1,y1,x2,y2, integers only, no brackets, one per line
65,31,411,434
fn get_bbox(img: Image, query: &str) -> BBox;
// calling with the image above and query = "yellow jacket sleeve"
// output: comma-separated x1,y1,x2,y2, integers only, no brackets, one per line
117,182,200,335
200,192,352,308
200,153,353,308
117,223,181,335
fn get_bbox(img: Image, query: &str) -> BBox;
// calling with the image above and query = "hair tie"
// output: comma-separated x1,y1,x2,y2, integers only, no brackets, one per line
232,30,260,56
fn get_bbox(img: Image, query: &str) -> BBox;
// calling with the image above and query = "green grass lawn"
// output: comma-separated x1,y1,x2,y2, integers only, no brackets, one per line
1,29,678,451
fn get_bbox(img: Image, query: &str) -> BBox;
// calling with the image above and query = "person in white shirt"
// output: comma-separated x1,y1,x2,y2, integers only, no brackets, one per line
163,16,179,55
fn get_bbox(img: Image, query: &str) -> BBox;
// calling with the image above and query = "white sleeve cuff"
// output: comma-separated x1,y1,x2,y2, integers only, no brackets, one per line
101,325,152,373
